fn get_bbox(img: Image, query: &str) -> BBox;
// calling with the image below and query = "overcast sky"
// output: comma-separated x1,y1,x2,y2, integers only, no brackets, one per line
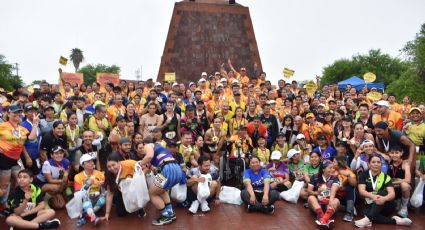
1,0,424,85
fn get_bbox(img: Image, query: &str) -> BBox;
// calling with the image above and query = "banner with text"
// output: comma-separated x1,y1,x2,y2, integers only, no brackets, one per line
96,73,120,91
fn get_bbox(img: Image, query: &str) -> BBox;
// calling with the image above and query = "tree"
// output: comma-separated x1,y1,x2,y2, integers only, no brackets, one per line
401,23,425,83
0,54,23,91
69,48,84,72
321,49,409,87
78,64,120,85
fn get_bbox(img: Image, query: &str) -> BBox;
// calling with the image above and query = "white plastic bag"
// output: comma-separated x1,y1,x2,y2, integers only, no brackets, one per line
129,165,150,208
197,174,212,201
66,190,85,219
219,186,242,205
171,183,187,202
120,179,140,213
410,178,424,208
280,180,304,204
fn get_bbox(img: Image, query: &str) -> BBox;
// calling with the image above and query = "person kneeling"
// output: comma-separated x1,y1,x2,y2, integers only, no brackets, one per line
241,156,279,214
6,169,60,229
187,156,220,214
307,160,340,229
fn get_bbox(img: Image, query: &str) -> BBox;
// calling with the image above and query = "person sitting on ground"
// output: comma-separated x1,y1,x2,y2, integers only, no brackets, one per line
33,146,69,209
307,160,340,229
252,136,270,167
266,151,291,192
387,145,411,218
355,154,412,228
313,134,336,161
6,169,61,229
241,156,279,214
333,156,357,222
73,154,105,227
303,151,321,184
351,140,389,174
187,156,220,214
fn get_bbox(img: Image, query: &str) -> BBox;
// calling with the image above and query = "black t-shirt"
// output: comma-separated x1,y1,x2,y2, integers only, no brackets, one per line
7,184,44,214
40,131,68,156
358,170,393,193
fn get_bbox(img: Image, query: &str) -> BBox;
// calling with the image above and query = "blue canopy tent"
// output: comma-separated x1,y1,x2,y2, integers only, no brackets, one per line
337,76,384,91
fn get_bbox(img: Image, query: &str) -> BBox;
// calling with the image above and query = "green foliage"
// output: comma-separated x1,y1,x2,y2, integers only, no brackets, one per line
401,23,425,83
0,54,24,91
386,67,425,103
69,48,84,72
321,49,409,87
78,64,120,85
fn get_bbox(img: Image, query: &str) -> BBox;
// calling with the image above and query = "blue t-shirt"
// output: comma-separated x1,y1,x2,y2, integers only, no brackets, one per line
243,168,271,191
313,146,336,161
21,120,41,159
36,158,70,183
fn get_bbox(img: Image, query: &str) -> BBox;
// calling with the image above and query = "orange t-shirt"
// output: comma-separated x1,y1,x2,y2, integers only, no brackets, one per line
372,110,403,130
0,122,29,160
74,170,105,192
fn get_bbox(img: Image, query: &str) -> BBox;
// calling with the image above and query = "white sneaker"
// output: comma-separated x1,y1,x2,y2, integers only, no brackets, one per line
189,200,199,214
392,216,412,226
200,199,210,212
354,216,372,228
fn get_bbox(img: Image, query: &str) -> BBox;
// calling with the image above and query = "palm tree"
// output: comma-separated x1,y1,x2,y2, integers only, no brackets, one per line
70,48,84,72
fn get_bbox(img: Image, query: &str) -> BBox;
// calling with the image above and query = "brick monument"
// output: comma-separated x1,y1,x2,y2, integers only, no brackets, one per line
157,0,262,85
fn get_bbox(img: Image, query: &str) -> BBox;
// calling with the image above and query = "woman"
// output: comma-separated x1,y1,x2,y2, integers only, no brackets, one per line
65,113,81,153
40,121,68,163
292,134,313,164
34,146,69,209
229,107,247,136
351,140,390,174
241,156,279,214
124,103,140,132
138,137,184,225
132,94,145,116
266,151,291,192
388,145,411,218
252,136,270,167
307,160,340,228
132,132,143,150
303,151,321,184
337,116,353,143
183,89,194,106
245,100,258,122
335,141,353,167
350,122,374,154
193,135,205,158
0,106,37,199
355,154,412,227
39,105,59,135
280,115,297,145
271,133,290,162
103,154,146,219
333,156,357,222
332,109,345,141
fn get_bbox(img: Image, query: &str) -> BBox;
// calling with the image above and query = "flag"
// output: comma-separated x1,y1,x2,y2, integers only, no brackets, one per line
59,56,68,65
283,67,295,79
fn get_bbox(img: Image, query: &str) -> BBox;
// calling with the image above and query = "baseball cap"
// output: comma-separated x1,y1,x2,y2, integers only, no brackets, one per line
360,140,375,148
317,134,327,140
217,83,223,87
269,100,276,104
220,78,227,82
186,105,195,111
271,151,282,160
80,154,94,166
409,107,420,114
234,92,241,96
375,100,389,107
306,112,315,119
93,100,105,108
24,103,36,112
201,72,207,77
232,79,240,85
33,84,40,89
198,78,206,83
167,141,178,147
215,72,221,75
196,100,204,104
189,82,196,87
296,134,305,140
43,105,55,111
119,137,131,145
7,105,23,113
287,149,300,159
172,82,179,87
276,132,285,137
116,116,126,122
154,82,162,87
52,146,64,153
375,121,389,130
318,103,326,108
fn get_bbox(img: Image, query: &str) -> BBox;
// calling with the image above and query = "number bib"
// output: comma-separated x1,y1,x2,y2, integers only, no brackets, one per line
154,173,168,188
165,131,176,139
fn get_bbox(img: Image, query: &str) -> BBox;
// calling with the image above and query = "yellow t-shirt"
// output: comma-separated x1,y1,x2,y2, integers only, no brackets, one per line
74,170,105,194
0,122,29,160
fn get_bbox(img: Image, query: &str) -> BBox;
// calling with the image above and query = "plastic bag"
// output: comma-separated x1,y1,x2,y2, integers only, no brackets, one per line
197,174,212,200
219,186,242,205
129,165,150,208
280,180,304,204
171,183,187,203
66,190,85,219
410,178,424,208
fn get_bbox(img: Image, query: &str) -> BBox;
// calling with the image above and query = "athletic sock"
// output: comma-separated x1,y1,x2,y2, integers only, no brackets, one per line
322,207,335,222
401,197,409,209
315,208,324,219
160,208,171,218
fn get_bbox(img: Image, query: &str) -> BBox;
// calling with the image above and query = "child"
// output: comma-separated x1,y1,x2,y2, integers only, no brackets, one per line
253,136,270,167
6,169,61,229
266,151,291,192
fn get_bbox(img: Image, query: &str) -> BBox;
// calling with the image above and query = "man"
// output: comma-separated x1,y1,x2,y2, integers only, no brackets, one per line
180,105,203,144
178,131,199,168
74,130,100,172
113,137,133,161
106,95,126,126
372,100,403,130
304,112,326,144
246,115,268,148
109,116,129,152
74,154,105,227
187,156,220,214
75,97,91,129
404,107,425,155
260,103,279,149
375,121,416,170
86,104,111,140
313,134,336,161
356,103,374,131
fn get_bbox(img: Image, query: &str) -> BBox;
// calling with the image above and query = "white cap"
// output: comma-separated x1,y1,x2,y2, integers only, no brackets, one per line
360,140,375,148
375,100,389,107
287,149,300,159
215,71,221,75
201,72,207,76
198,78,206,83
154,82,162,87
189,82,195,87
33,84,40,89
172,82,179,87
318,103,326,108
217,83,223,87
296,134,305,140
232,79,240,84
220,78,227,82
268,100,276,104
80,154,94,166
271,151,282,160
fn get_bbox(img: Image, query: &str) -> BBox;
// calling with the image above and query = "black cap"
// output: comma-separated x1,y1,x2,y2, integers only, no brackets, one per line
317,134,327,140
52,146,64,153
116,116,126,122
335,140,348,148
7,105,23,113
237,125,247,131
168,141,178,147
43,105,54,111
253,114,262,120
186,105,195,111
119,137,131,145
24,103,36,112
276,132,285,137
234,92,241,96
196,100,204,104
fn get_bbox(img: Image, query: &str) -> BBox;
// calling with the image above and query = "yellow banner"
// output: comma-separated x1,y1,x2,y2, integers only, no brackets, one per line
367,91,382,102
59,56,68,65
96,73,120,91
165,72,176,82
305,80,317,97
283,68,295,79
363,72,376,83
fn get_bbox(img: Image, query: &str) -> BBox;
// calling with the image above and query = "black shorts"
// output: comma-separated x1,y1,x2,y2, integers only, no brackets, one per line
0,153,19,170
23,213,38,221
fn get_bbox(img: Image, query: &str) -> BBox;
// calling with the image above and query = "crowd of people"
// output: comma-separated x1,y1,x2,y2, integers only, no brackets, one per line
0,63,424,229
